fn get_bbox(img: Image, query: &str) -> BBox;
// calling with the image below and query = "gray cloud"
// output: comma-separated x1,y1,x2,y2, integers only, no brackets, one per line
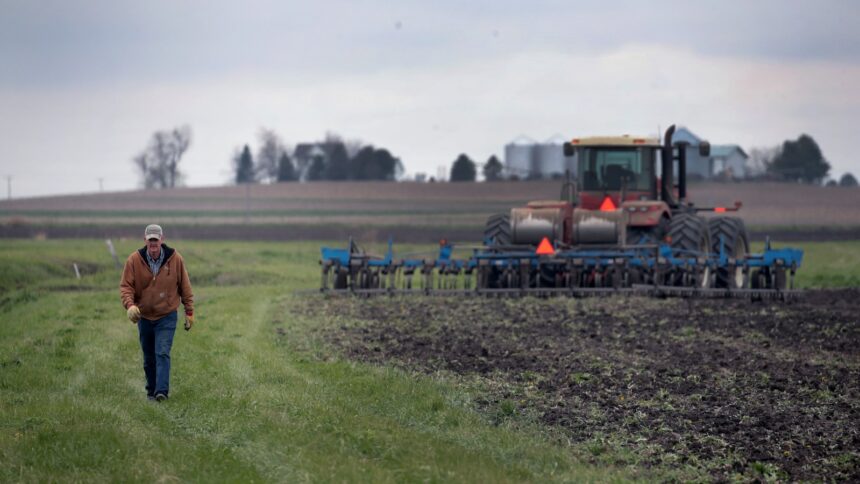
1,0,859,197
2,0,858,87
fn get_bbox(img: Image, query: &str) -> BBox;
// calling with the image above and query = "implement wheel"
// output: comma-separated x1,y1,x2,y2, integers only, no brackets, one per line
333,267,348,289
667,214,712,288
484,213,511,246
708,217,749,288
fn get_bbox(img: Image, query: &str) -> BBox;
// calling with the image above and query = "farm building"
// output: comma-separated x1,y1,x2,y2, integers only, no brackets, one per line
709,145,748,179
503,134,572,179
671,127,748,180
670,127,711,179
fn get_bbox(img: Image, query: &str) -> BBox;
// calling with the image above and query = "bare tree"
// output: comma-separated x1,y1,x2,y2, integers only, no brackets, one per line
132,152,151,188
323,131,363,158
746,145,780,177
132,125,192,189
167,126,191,187
256,129,287,183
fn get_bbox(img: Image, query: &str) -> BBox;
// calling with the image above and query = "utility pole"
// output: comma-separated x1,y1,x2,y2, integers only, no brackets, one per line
97,177,104,192
6,175,10,200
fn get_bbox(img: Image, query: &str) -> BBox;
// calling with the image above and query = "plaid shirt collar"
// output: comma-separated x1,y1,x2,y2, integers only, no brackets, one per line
145,248,165,276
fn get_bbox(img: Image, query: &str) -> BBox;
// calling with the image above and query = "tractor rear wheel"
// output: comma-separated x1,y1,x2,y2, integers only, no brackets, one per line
484,213,511,246
483,214,511,288
667,214,712,287
708,217,749,288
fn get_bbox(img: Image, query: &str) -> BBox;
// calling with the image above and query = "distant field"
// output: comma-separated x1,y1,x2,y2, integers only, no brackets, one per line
3,181,859,226
1,181,859,241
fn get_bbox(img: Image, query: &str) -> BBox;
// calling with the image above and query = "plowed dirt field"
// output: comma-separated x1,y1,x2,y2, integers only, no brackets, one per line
303,290,860,480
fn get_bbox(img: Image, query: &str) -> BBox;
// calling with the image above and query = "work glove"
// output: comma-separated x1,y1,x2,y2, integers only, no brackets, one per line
184,312,194,331
127,305,141,324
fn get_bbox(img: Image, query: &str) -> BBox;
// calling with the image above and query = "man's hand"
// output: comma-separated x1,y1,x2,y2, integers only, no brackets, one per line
184,312,194,331
127,305,141,324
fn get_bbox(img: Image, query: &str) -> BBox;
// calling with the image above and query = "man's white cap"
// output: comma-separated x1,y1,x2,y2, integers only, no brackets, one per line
145,224,163,241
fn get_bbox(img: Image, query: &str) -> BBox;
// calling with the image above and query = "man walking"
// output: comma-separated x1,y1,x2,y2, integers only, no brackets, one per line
120,224,194,402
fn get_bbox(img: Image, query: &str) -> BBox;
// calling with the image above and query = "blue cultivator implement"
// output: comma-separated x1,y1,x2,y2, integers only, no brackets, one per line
319,124,805,298
320,236,803,299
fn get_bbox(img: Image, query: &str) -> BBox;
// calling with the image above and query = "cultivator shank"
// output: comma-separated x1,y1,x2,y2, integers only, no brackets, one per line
320,237,803,300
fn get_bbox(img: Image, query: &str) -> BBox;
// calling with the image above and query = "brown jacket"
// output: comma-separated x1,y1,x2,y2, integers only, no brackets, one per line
120,244,194,321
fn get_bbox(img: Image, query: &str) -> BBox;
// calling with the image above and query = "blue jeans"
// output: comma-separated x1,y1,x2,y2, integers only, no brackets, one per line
138,311,177,397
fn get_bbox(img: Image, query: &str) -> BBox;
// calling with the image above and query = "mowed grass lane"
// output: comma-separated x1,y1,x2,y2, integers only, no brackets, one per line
0,239,626,482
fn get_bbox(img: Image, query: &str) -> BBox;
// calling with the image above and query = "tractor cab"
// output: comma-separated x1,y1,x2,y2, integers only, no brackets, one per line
563,136,662,210
553,126,710,245
563,126,711,212
503,126,712,248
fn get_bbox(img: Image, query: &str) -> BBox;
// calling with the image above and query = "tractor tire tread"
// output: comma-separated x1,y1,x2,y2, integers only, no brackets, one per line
484,213,512,246
668,214,710,252
708,217,749,288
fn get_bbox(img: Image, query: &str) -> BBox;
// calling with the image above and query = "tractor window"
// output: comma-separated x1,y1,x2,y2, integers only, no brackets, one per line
579,147,654,192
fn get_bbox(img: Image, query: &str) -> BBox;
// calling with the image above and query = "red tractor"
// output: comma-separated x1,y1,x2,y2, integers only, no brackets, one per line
483,125,750,289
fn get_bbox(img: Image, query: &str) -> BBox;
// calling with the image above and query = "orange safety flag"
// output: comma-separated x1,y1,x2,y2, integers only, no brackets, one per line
599,196,617,211
536,237,555,255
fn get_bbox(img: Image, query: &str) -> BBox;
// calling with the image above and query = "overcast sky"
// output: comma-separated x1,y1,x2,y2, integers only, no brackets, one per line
1,0,859,198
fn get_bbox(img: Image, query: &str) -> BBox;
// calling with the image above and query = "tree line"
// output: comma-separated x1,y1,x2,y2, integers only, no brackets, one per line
747,134,855,186
450,154,503,182
131,126,404,189
132,125,855,188
234,130,404,184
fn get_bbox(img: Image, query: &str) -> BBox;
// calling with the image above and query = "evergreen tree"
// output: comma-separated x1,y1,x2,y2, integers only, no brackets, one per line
450,154,477,182
276,152,296,182
768,134,830,184
483,155,503,181
306,154,327,181
234,144,255,184
324,142,351,180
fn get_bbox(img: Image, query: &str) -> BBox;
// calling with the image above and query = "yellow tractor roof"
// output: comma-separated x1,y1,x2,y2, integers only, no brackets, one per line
569,135,661,147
